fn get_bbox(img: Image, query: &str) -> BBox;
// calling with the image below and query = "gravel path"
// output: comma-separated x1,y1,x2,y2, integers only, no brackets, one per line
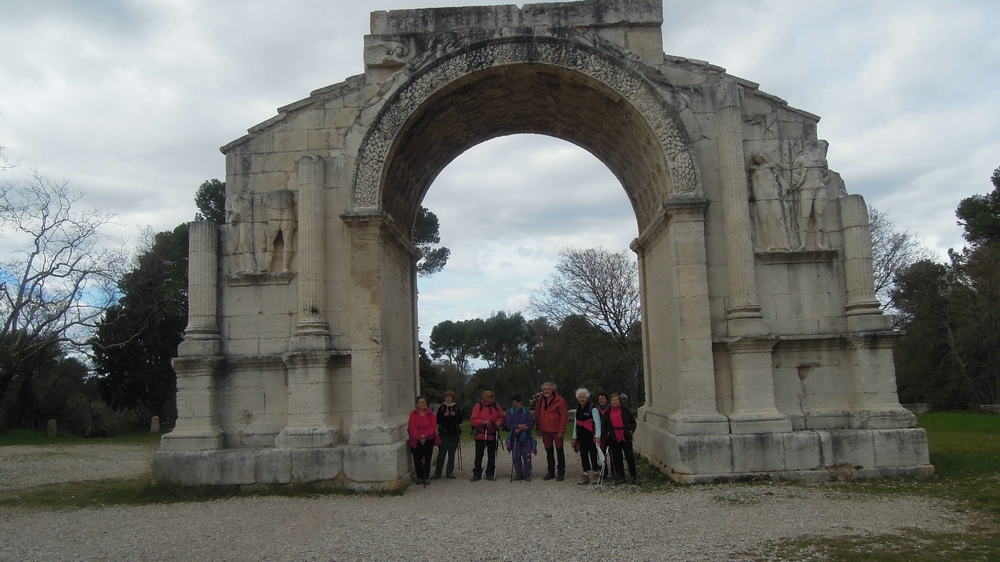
0,442,969,561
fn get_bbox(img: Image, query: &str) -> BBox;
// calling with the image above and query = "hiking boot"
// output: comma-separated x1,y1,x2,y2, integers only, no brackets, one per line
513,473,524,481
556,472,565,482
431,473,442,480
577,473,590,485
630,476,640,485
524,475,532,482
486,473,495,481
471,475,482,482
543,473,556,481
446,474,457,479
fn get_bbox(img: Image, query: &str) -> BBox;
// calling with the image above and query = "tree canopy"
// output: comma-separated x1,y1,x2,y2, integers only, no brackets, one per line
194,179,226,224
414,206,450,276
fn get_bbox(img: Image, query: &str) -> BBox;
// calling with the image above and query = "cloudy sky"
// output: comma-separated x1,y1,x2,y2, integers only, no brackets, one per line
1,0,998,342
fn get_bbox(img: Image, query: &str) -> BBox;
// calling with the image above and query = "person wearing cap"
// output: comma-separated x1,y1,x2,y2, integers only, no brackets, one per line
504,395,536,481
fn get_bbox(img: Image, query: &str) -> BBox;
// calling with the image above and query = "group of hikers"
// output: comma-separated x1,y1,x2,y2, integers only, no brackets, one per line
407,382,639,486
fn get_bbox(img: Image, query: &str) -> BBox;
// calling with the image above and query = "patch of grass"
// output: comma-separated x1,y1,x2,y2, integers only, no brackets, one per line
0,477,401,509
750,411,1000,561
0,430,161,448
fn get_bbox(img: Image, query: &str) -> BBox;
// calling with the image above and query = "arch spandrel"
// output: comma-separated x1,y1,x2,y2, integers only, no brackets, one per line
349,34,704,234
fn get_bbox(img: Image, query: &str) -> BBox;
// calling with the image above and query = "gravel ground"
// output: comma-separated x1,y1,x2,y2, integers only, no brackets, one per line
0,442,969,562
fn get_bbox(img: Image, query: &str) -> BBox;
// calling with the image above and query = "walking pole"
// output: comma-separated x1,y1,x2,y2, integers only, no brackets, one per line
509,434,518,482
457,433,464,472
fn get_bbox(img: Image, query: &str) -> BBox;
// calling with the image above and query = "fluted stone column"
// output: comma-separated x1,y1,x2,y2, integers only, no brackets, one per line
181,221,221,354
160,220,222,451
716,80,789,433
276,155,337,448
292,155,331,349
716,79,764,332
840,195,892,332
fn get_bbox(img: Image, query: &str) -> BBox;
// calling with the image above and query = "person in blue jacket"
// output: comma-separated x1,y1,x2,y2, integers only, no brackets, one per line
504,395,536,481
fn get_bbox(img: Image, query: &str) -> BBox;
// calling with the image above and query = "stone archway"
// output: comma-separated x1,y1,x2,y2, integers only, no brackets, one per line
153,0,931,489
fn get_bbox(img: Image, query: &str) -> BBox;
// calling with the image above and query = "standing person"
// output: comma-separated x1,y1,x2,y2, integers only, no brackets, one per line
601,393,638,484
595,391,613,478
469,390,505,482
534,382,569,481
504,395,536,481
571,388,602,485
432,391,463,480
408,396,440,486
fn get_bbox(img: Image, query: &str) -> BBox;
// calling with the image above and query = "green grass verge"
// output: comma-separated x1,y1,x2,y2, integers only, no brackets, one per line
752,411,1000,561
0,429,162,448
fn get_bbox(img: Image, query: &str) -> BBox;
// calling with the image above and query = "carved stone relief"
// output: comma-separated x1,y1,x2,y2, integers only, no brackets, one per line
748,139,844,253
351,34,703,211
225,190,297,274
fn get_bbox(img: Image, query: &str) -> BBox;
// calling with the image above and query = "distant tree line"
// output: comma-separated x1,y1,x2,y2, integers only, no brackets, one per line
421,247,643,410
893,167,1000,408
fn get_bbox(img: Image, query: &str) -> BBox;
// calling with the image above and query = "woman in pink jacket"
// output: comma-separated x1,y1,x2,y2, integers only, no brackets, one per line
408,396,441,486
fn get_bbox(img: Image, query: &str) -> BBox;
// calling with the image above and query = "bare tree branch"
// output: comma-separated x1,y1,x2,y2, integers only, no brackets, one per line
0,173,127,408
869,204,933,318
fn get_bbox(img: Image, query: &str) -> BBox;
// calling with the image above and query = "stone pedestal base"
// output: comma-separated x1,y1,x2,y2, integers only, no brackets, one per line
151,440,410,491
159,429,223,452
634,421,932,484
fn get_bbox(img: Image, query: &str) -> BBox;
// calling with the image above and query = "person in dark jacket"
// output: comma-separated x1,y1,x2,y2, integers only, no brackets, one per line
601,393,638,484
504,395,536,481
571,388,602,485
534,381,568,481
469,390,505,481
432,390,463,479
595,391,614,478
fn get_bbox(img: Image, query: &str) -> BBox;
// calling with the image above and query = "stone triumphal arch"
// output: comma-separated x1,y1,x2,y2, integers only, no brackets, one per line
153,0,932,488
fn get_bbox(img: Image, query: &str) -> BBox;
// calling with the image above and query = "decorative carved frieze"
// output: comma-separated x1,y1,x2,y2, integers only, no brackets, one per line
351,35,703,210
225,190,297,275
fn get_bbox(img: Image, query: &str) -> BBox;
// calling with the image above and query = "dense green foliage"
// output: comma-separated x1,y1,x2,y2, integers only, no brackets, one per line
414,206,450,276
193,179,226,224
893,168,1000,408
428,310,642,409
91,224,188,428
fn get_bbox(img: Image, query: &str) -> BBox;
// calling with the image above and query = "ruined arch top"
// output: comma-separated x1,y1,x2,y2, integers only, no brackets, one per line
349,32,703,233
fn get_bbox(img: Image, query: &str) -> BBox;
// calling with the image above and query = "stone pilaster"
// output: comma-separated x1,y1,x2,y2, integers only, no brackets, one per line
716,79,765,336
161,220,222,451
653,197,730,436
840,195,892,332
849,333,916,429
292,155,330,350
275,351,338,448
725,337,792,433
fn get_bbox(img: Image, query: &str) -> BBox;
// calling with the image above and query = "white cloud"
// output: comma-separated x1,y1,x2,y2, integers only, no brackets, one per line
1,0,997,339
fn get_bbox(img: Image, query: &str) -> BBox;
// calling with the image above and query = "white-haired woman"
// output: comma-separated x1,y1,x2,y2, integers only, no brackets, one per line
571,388,602,485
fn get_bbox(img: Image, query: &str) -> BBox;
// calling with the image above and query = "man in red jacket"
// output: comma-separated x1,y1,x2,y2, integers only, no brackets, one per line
469,390,505,481
534,382,568,481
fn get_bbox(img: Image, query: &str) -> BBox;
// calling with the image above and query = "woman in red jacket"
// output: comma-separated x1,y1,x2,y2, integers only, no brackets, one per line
408,396,440,486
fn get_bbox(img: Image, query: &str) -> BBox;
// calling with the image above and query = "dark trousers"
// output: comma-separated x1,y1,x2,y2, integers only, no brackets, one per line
511,437,532,476
608,441,637,481
579,437,598,472
544,445,566,476
411,441,434,481
435,434,459,476
474,439,498,478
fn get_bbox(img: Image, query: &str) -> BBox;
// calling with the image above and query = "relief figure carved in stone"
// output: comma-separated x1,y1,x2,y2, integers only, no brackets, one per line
749,151,790,251
261,190,296,273
225,190,297,274
791,140,831,251
225,192,255,272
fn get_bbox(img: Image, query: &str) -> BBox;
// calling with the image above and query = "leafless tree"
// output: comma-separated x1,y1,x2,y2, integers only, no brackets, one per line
530,247,641,351
0,142,16,172
868,204,933,318
0,173,127,409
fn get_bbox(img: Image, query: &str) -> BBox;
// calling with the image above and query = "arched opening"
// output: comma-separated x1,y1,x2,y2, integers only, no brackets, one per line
380,62,674,236
417,133,640,401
